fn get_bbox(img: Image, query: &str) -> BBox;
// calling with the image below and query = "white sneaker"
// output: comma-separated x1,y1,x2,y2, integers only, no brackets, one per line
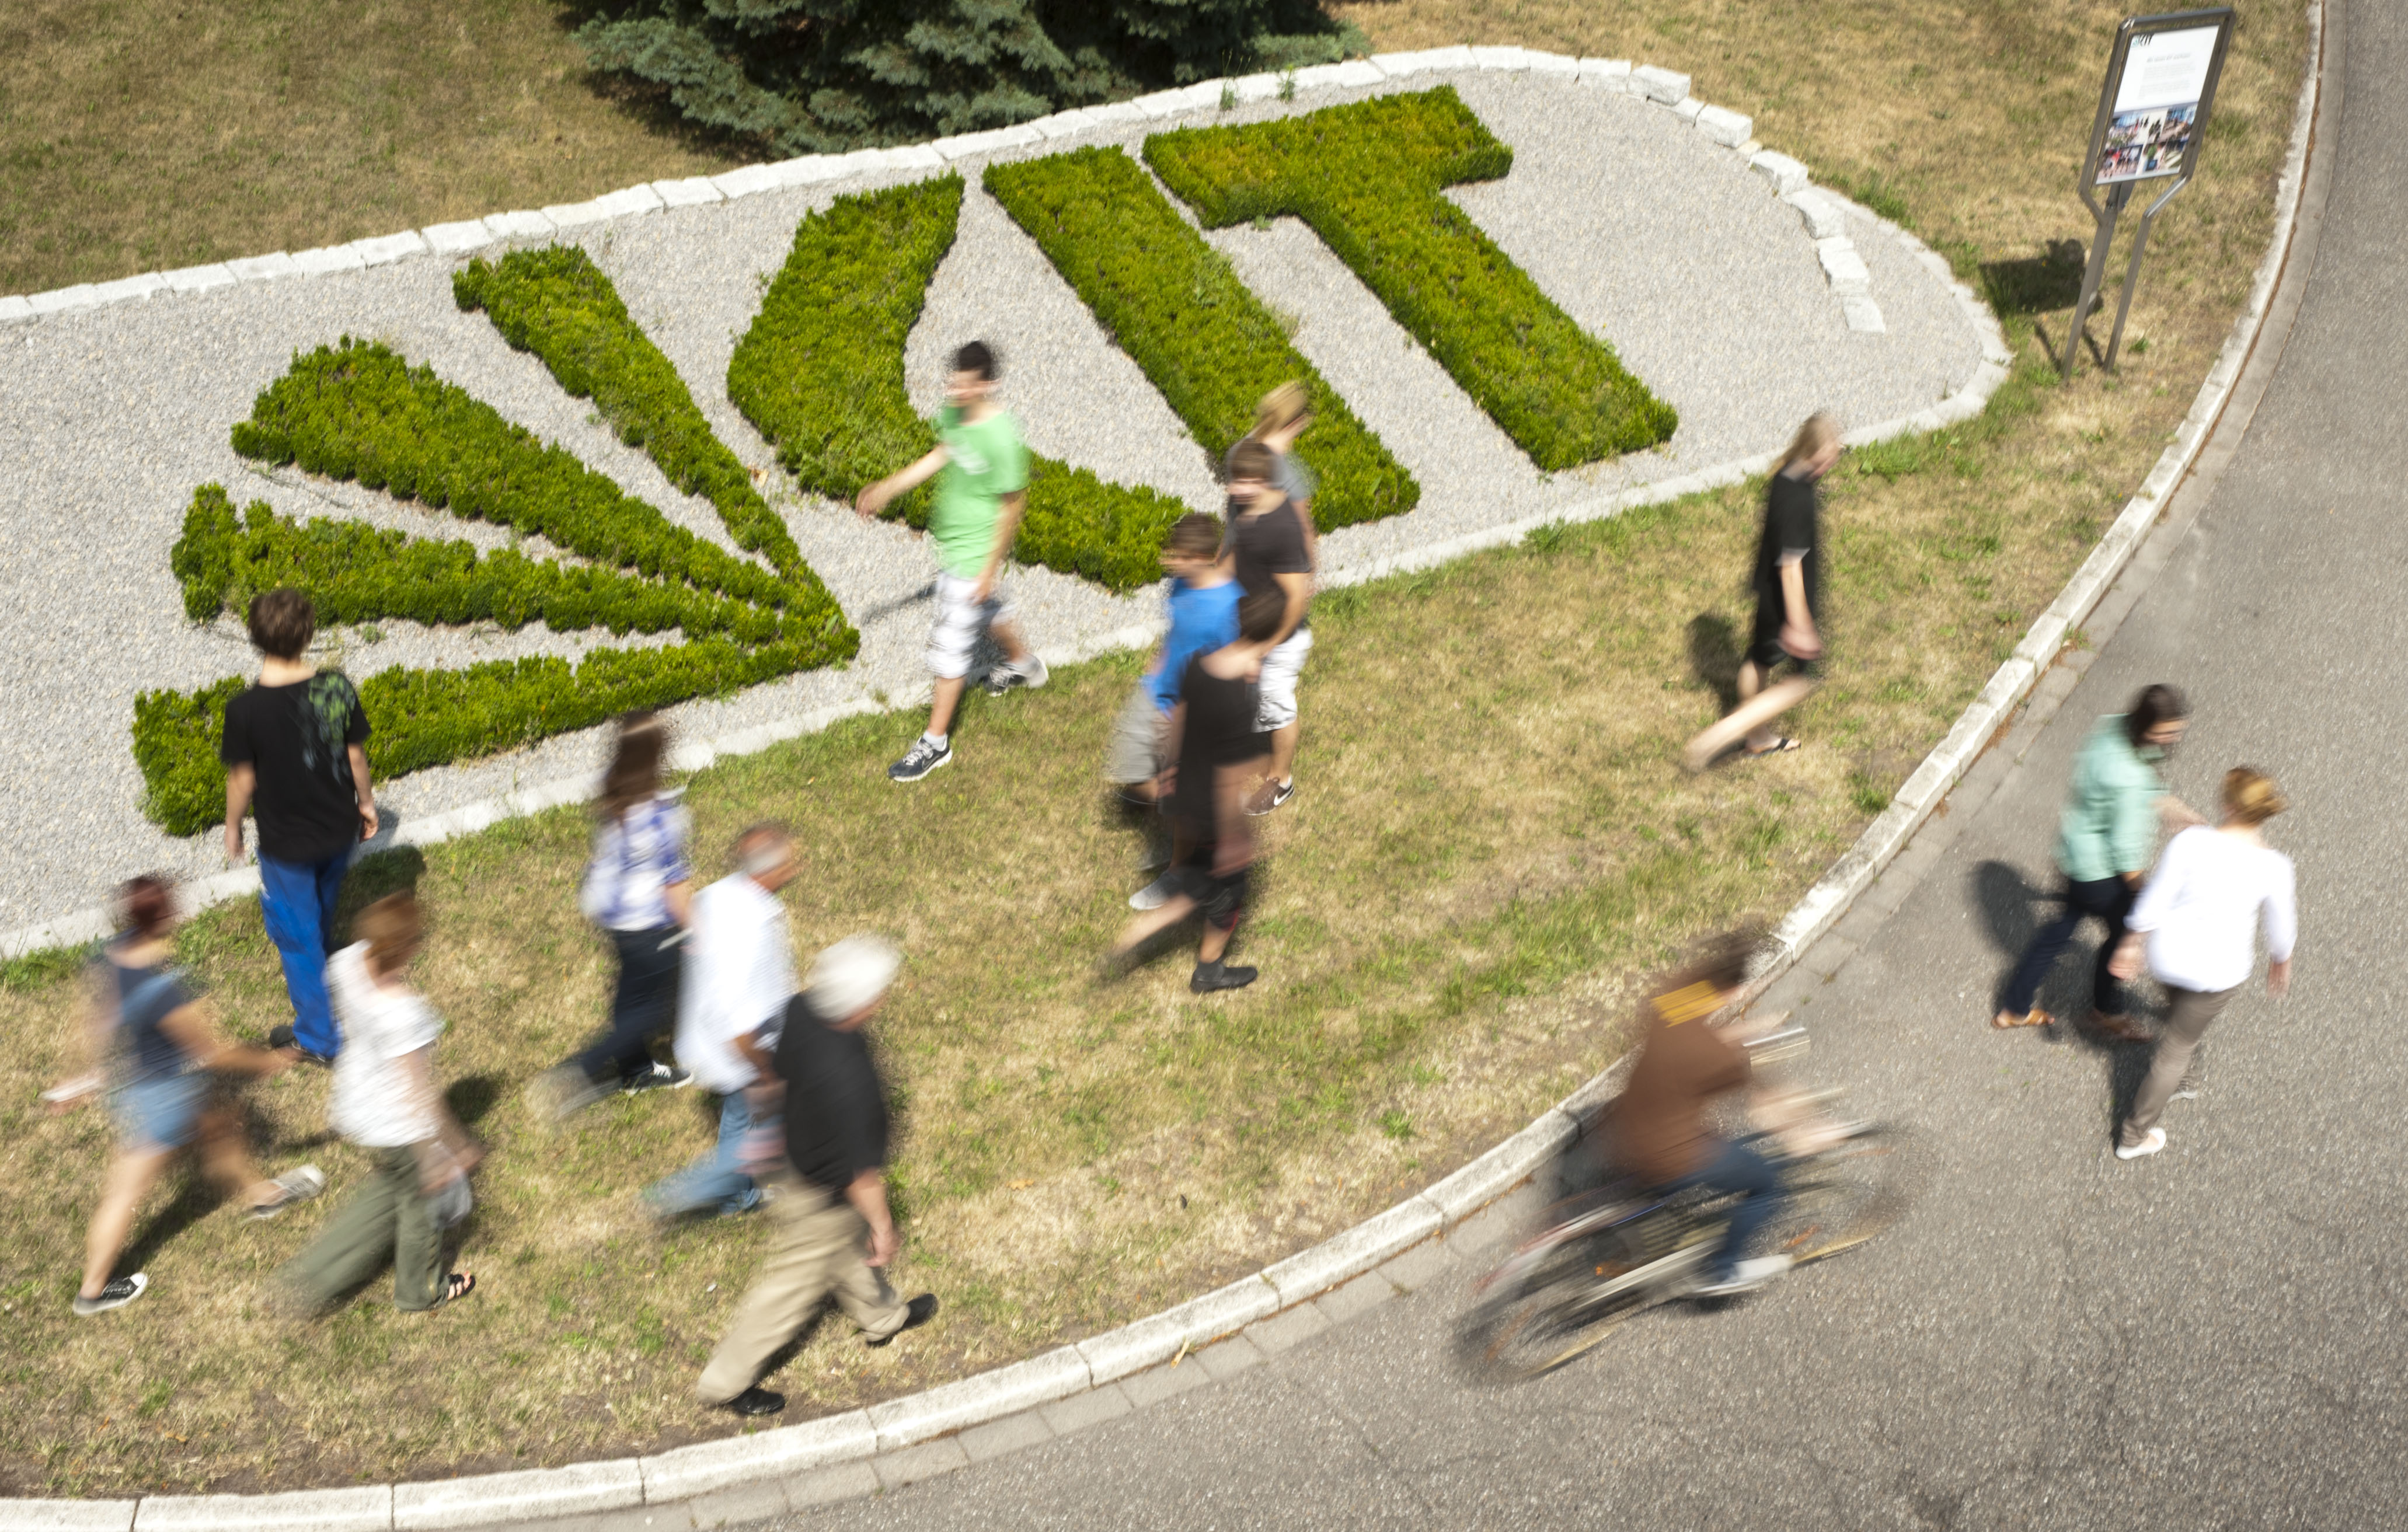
1694,1254,1793,1296
2116,1127,2167,1160
1128,873,1179,911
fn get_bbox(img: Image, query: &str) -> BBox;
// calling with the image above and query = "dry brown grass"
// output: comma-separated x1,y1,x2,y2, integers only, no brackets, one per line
0,1,738,296
0,0,2306,1495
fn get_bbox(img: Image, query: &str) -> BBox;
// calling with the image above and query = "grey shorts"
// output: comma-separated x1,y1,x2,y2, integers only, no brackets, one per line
927,571,1015,681
1106,682,1168,786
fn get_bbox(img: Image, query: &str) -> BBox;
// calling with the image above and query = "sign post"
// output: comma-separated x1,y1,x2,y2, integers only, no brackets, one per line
2062,8,2236,378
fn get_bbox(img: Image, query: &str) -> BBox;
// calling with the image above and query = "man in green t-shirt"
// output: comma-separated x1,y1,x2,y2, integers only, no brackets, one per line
856,341,1050,783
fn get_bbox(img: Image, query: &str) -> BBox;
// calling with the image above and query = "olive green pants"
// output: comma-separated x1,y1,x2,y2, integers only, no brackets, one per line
277,1145,441,1313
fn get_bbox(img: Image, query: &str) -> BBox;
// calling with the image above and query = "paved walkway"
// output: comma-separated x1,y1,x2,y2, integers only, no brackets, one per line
653,4,2401,1527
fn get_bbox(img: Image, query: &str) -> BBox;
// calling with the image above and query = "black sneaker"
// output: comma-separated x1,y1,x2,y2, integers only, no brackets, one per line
720,1386,785,1417
74,1273,148,1316
888,737,953,783
866,1293,940,1346
619,1062,694,1095
1190,961,1259,994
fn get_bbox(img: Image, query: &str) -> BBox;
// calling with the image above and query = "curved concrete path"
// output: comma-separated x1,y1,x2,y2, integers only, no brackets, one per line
601,4,2399,1528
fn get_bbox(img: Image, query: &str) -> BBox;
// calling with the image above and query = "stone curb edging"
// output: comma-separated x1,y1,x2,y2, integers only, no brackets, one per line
0,48,1973,963
0,14,2327,1522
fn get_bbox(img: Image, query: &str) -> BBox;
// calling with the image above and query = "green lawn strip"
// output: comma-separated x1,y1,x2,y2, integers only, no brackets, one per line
1144,86,1677,469
728,175,1193,592
130,338,859,835
981,146,1420,533
452,245,825,596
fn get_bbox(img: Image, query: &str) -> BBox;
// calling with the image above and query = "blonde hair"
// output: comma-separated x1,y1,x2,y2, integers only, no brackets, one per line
1253,381,1310,434
2222,767,2287,826
356,892,423,977
1782,412,1841,470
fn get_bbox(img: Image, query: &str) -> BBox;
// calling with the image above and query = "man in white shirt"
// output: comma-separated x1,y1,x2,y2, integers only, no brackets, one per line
643,824,799,1220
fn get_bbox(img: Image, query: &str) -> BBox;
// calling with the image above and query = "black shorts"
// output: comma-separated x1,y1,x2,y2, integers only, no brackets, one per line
1173,844,1250,931
1749,608,1826,679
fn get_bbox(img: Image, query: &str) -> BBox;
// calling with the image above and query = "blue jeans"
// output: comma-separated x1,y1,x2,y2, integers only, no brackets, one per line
644,1090,763,1218
259,852,351,1058
1664,1137,1784,1284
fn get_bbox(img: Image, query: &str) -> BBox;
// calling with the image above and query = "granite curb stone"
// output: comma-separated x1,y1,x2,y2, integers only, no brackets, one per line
394,1464,642,1530
2,24,2329,1520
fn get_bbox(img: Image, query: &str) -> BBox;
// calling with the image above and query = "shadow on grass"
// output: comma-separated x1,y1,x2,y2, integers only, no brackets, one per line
334,846,428,938
1980,239,2087,317
1686,613,1743,712
445,1074,507,1129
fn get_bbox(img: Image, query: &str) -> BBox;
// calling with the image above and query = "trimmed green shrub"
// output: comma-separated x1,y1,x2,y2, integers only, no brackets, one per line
1144,88,1678,469
982,146,1418,532
454,245,821,594
134,336,860,836
730,175,1193,591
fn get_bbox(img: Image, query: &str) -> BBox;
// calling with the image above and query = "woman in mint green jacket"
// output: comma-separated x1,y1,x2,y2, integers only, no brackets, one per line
1994,685,2202,1035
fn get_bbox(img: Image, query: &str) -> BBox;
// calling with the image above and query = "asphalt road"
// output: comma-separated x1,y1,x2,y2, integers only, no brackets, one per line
735,9,2398,1526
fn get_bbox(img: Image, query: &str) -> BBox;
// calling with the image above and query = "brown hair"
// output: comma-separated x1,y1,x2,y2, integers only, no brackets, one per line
1166,512,1224,560
356,893,423,978
1780,413,1841,472
1237,590,1285,643
1646,926,1764,1025
247,588,316,660
1228,440,1277,484
117,875,175,941
734,821,793,878
597,711,668,823
2223,766,2287,826
1253,381,1309,434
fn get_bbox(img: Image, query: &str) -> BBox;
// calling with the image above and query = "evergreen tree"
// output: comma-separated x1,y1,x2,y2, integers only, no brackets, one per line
576,0,1360,155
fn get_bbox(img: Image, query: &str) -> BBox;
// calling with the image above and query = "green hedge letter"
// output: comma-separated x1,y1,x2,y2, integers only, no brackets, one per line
982,148,1418,533
730,175,1192,592
1145,87,1678,472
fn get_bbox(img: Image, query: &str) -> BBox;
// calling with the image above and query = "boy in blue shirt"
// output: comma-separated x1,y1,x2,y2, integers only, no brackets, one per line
1108,514,1238,908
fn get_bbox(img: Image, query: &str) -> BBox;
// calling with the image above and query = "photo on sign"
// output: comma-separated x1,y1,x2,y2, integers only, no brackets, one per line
2097,102,2197,184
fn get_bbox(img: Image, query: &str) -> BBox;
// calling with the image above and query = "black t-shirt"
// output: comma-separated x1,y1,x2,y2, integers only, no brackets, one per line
1751,471,1822,629
776,994,891,1195
219,673,372,864
1172,652,1265,836
1225,498,1313,630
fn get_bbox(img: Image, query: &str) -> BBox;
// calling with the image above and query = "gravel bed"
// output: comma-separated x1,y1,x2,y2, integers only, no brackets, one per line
0,68,1981,938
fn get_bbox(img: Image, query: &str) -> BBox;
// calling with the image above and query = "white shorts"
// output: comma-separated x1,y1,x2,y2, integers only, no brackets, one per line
1256,627,1312,731
926,571,1014,681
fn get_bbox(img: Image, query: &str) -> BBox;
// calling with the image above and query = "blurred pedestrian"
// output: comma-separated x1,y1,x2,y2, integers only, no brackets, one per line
1109,591,1285,993
276,892,480,1314
49,875,324,1316
528,712,695,1125
1604,930,1791,1297
857,340,1048,784
1224,387,1318,815
1113,512,1240,909
1994,685,2204,1037
2111,768,2297,1160
696,936,937,1417
1681,414,1843,772
643,824,797,1220
221,588,377,1063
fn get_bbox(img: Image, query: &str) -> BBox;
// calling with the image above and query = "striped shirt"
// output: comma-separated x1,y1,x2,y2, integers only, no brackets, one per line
580,792,693,933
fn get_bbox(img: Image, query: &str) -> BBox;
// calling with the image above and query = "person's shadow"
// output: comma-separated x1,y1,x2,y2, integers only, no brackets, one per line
1686,614,1743,713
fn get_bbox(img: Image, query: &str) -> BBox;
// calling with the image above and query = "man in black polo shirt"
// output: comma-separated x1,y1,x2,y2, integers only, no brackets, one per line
695,936,938,1417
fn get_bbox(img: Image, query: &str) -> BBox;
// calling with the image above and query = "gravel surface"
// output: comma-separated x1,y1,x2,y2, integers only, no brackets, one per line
0,68,1980,938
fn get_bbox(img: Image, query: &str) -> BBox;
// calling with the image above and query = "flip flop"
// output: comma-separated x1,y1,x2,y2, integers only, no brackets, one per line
1992,1007,2055,1029
1744,737,1802,758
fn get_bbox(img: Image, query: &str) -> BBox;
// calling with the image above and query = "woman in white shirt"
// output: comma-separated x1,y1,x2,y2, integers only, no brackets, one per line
2109,767,2297,1161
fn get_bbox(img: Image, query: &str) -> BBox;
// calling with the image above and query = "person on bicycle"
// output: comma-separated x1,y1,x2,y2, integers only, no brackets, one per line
1605,932,1792,1297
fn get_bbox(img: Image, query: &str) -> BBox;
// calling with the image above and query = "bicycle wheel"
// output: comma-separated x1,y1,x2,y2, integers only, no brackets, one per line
1765,1123,1921,1266
1456,1222,1696,1382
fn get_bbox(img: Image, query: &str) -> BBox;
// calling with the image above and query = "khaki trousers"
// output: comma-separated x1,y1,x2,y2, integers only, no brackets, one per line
278,1145,441,1312
2119,983,2238,1147
697,1170,908,1404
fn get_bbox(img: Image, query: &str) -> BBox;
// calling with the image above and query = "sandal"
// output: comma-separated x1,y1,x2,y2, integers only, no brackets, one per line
431,1272,476,1308
1744,737,1801,758
1992,1007,2054,1030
